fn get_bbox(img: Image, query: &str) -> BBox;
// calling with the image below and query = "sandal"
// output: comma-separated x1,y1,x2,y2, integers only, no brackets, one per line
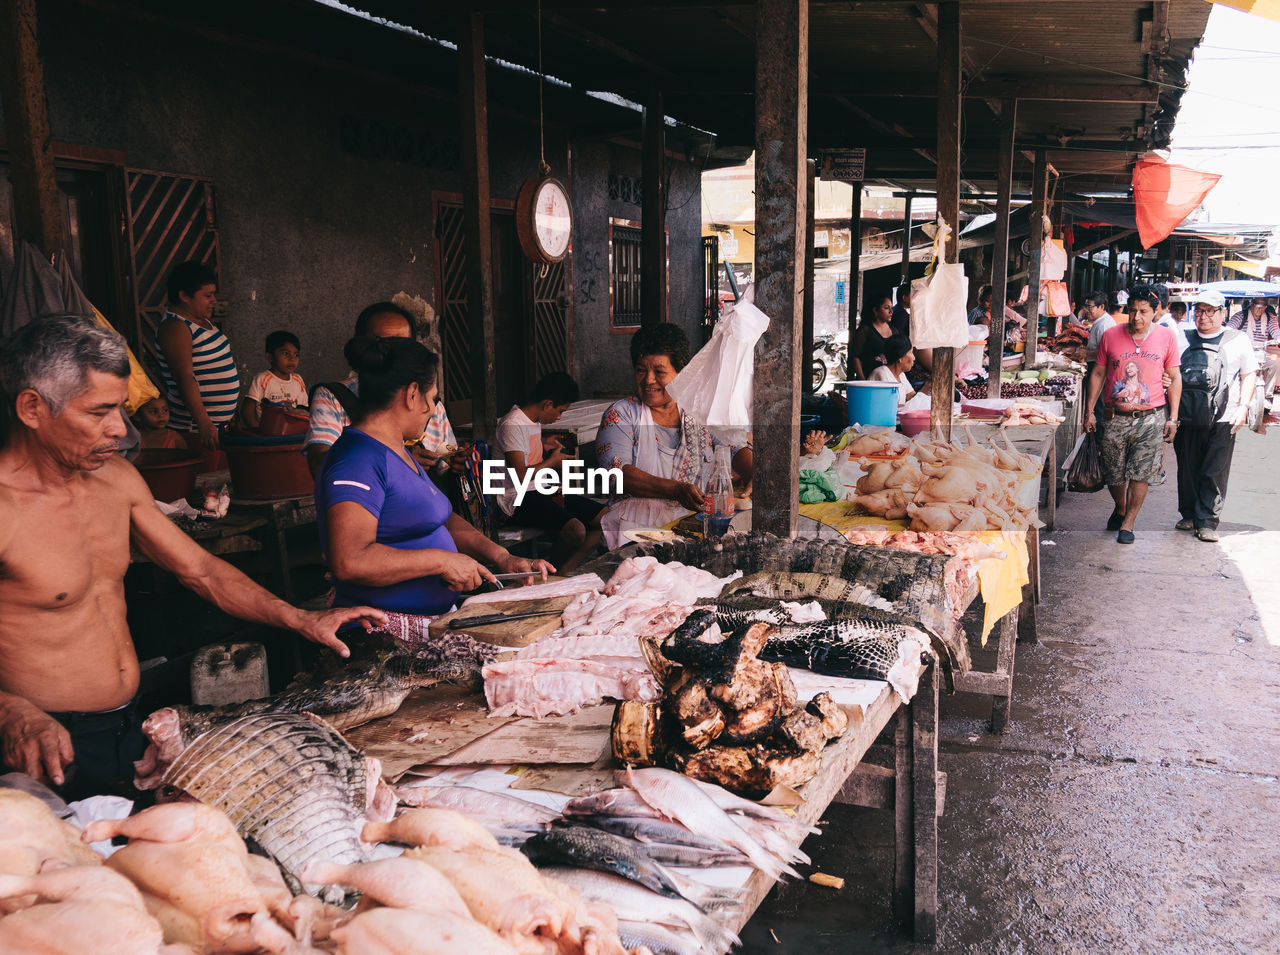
1175,519,1194,531
1196,527,1219,543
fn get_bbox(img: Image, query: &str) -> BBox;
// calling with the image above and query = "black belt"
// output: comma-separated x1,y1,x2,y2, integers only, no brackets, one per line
1109,407,1161,419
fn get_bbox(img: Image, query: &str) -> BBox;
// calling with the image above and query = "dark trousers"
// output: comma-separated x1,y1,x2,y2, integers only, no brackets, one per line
1174,422,1236,529
48,700,149,802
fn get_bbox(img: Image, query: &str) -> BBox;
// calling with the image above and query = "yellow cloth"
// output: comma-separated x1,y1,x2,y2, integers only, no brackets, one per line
798,502,1030,644
91,305,160,414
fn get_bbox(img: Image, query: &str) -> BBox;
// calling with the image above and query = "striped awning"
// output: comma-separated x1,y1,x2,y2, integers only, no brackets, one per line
1204,0,1280,22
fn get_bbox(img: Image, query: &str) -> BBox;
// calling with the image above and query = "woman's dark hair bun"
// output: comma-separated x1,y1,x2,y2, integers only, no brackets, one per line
344,335,391,373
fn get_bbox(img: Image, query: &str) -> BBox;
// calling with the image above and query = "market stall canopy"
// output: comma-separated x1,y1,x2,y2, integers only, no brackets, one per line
1199,279,1280,298
332,0,1210,194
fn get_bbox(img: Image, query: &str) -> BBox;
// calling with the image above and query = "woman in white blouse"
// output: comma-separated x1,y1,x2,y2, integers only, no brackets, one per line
869,336,918,405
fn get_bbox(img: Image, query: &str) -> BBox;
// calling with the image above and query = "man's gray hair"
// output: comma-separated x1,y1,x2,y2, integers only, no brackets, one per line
0,314,131,416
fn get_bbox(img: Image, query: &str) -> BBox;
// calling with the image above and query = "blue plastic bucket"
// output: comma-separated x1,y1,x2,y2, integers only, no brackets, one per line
846,381,900,427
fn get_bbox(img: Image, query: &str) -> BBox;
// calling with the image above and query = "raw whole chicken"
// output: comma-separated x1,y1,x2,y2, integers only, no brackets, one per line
333,907,520,955
0,790,101,884
906,502,990,533
301,857,472,920
0,864,187,954
854,456,923,495
83,803,295,954
844,430,910,458
362,808,499,853
849,487,910,520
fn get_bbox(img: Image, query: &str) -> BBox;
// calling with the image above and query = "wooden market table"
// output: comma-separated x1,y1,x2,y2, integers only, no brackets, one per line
354,664,945,946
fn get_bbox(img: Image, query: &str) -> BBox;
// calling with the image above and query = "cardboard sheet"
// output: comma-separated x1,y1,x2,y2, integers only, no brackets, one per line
343,686,516,781
433,704,615,767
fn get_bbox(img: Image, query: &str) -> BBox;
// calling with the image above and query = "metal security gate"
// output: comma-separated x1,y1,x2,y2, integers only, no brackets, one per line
434,196,571,405
123,170,220,370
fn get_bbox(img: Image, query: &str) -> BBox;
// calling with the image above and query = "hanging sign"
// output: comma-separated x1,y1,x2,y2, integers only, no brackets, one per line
820,148,866,183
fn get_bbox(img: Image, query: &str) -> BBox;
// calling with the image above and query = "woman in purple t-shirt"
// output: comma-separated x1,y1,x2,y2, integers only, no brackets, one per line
317,337,551,616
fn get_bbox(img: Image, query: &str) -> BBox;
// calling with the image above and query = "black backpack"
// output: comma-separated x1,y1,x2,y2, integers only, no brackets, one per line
1179,329,1240,427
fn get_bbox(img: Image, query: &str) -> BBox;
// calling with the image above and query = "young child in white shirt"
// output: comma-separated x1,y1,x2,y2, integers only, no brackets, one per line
241,330,308,430
494,372,605,572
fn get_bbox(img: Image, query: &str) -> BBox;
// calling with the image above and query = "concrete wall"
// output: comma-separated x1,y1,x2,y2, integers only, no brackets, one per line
568,140,705,397
2,0,702,403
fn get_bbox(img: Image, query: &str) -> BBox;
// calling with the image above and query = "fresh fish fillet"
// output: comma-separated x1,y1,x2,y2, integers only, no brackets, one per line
483,658,660,718
514,634,645,661
622,767,797,881
161,713,374,904
460,574,604,607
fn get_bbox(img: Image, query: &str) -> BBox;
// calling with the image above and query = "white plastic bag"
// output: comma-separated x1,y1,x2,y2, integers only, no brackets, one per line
909,220,970,350
666,291,769,427
1041,237,1067,281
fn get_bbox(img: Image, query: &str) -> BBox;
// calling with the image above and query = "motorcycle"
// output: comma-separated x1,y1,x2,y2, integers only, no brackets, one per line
812,331,848,392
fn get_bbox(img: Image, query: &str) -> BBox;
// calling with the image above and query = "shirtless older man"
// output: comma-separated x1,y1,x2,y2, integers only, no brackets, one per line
0,315,386,798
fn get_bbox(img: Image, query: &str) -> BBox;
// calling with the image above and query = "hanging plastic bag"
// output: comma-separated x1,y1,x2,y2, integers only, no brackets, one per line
1043,280,1071,318
666,288,769,428
910,219,969,350
1041,236,1067,281
1064,430,1104,493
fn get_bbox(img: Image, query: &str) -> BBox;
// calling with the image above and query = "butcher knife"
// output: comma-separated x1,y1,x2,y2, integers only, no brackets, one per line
443,607,564,629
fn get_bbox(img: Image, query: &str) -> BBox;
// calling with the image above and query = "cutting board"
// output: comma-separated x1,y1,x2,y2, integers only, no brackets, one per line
427,595,573,647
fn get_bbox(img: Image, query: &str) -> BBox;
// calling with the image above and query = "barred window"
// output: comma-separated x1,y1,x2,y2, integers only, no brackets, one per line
610,220,642,330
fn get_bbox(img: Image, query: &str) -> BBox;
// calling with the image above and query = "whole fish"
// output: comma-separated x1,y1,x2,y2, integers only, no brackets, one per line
617,919,704,955
393,785,559,830
522,826,701,905
691,778,819,832
760,617,931,682
580,813,735,851
539,866,739,954
622,767,797,881
563,788,663,820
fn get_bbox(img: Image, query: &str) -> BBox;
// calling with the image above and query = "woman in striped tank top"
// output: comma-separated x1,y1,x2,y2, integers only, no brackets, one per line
156,261,241,451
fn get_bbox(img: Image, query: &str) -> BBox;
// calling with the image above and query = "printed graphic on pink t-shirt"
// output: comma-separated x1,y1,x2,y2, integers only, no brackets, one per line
1097,323,1180,412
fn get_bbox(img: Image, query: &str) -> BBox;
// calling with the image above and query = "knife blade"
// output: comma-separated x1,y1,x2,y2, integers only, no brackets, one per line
443,607,564,629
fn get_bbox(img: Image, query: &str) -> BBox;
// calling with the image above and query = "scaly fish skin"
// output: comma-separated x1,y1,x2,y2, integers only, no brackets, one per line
521,826,691,903
760,617,930,682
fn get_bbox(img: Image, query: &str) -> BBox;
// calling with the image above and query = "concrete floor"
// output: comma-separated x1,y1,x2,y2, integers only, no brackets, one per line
741,430,1280,953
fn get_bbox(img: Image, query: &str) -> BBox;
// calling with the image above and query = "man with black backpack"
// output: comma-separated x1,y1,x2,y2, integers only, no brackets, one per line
1174,290,1258,543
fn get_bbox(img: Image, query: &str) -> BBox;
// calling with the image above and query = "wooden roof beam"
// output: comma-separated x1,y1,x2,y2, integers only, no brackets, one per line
810,77,1157,103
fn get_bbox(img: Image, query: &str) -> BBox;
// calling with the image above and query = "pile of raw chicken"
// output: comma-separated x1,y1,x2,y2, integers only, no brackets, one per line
1001,399,1066,427
845,429,1041,533
0,789,648,955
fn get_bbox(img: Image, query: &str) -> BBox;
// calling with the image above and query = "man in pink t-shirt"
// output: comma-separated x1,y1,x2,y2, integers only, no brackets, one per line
1085,284,1183,543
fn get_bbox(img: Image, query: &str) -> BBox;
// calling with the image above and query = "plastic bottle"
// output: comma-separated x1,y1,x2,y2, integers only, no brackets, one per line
702,445,735,540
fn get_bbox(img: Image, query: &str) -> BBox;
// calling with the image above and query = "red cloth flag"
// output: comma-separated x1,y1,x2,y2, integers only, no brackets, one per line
1132,160,1221,249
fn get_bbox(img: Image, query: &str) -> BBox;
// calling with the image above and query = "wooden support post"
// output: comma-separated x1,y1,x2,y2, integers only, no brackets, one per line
900,192,913,283
752,0,807,539
849,178,862,333
1022,148,1047,371
929,0,961,440
1066,215,1076,303
1086,248,1096,295
802,159,816,394
458,13,497,440
0,0,63,257
641,87,667,326
1107,242,1118,291
911,660,939,943
986,98,1016,398
892,704,913,928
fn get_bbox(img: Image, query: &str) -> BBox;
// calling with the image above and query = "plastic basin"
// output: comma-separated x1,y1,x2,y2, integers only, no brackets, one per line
258,401,309,436
846,381,900,427
222,433,313,499
897,409,933,437
135,449,204,502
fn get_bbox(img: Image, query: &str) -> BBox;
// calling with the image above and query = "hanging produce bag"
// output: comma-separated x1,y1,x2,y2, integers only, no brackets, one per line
910,219,970,350
1063,430,1104,493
